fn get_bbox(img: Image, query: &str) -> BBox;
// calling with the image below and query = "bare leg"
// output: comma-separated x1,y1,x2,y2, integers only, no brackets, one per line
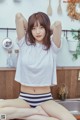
0,106,49,120
40,100,76,120
0,98,29,108
20,106,59,120
26,115,59,120
0,107,37,119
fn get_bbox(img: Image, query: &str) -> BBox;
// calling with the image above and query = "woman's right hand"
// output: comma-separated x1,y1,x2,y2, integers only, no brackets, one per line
15,13,28,40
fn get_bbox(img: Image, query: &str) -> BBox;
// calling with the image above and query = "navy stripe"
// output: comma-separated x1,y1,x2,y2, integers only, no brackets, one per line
19,92,53,107
30,105,36,108
24,98,53,103
20,94,52,99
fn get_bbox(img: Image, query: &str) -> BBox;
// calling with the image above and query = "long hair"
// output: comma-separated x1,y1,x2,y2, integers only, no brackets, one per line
26,12,51,50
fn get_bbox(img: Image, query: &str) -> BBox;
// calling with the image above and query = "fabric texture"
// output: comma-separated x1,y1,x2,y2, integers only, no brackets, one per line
19,91,53,108
15,35,62,86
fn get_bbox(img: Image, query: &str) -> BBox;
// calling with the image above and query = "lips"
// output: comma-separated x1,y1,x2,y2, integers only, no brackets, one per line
36,35,41,37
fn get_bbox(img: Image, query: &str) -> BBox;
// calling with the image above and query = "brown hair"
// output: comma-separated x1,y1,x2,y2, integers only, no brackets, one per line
26,12,51,50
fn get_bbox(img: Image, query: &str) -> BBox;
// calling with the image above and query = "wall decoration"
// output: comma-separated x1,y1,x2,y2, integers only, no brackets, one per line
13,0,21,2
1,28,14,50
47,0,52,16
67,38,79,52
67,3,80,21
57,0,62,15
72,30,80,60
2,38,13,50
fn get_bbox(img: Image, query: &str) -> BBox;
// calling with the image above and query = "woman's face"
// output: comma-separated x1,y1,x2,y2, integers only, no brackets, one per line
31,21,46,43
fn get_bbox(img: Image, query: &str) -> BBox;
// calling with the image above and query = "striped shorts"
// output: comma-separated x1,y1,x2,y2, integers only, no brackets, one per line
19,91,53,108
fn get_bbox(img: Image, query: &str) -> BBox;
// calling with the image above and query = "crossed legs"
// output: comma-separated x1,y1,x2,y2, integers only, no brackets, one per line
0,99,59,120
0,99,76,120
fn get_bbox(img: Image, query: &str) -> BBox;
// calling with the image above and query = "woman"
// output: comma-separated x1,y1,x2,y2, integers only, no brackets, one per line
0,12,76,120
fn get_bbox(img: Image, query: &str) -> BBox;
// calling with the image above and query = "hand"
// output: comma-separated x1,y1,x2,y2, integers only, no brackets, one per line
51,21,62,31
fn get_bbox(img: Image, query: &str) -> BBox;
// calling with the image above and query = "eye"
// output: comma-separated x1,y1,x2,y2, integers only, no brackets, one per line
32,26,36,30
40,26,44,29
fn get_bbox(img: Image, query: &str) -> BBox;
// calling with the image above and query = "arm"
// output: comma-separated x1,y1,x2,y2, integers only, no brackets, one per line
51,21,62,48
15,13,28,40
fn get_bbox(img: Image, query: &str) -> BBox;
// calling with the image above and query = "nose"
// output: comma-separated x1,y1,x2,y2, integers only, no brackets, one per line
36,28,40,34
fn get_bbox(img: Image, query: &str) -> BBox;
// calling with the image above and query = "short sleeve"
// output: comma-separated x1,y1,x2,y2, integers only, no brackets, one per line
50,35,62,54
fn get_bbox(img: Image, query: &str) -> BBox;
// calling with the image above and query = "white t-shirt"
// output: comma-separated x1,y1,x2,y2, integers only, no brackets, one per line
15,36,61,87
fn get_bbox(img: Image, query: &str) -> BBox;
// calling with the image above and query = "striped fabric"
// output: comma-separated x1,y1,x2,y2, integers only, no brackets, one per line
19,92,53,108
